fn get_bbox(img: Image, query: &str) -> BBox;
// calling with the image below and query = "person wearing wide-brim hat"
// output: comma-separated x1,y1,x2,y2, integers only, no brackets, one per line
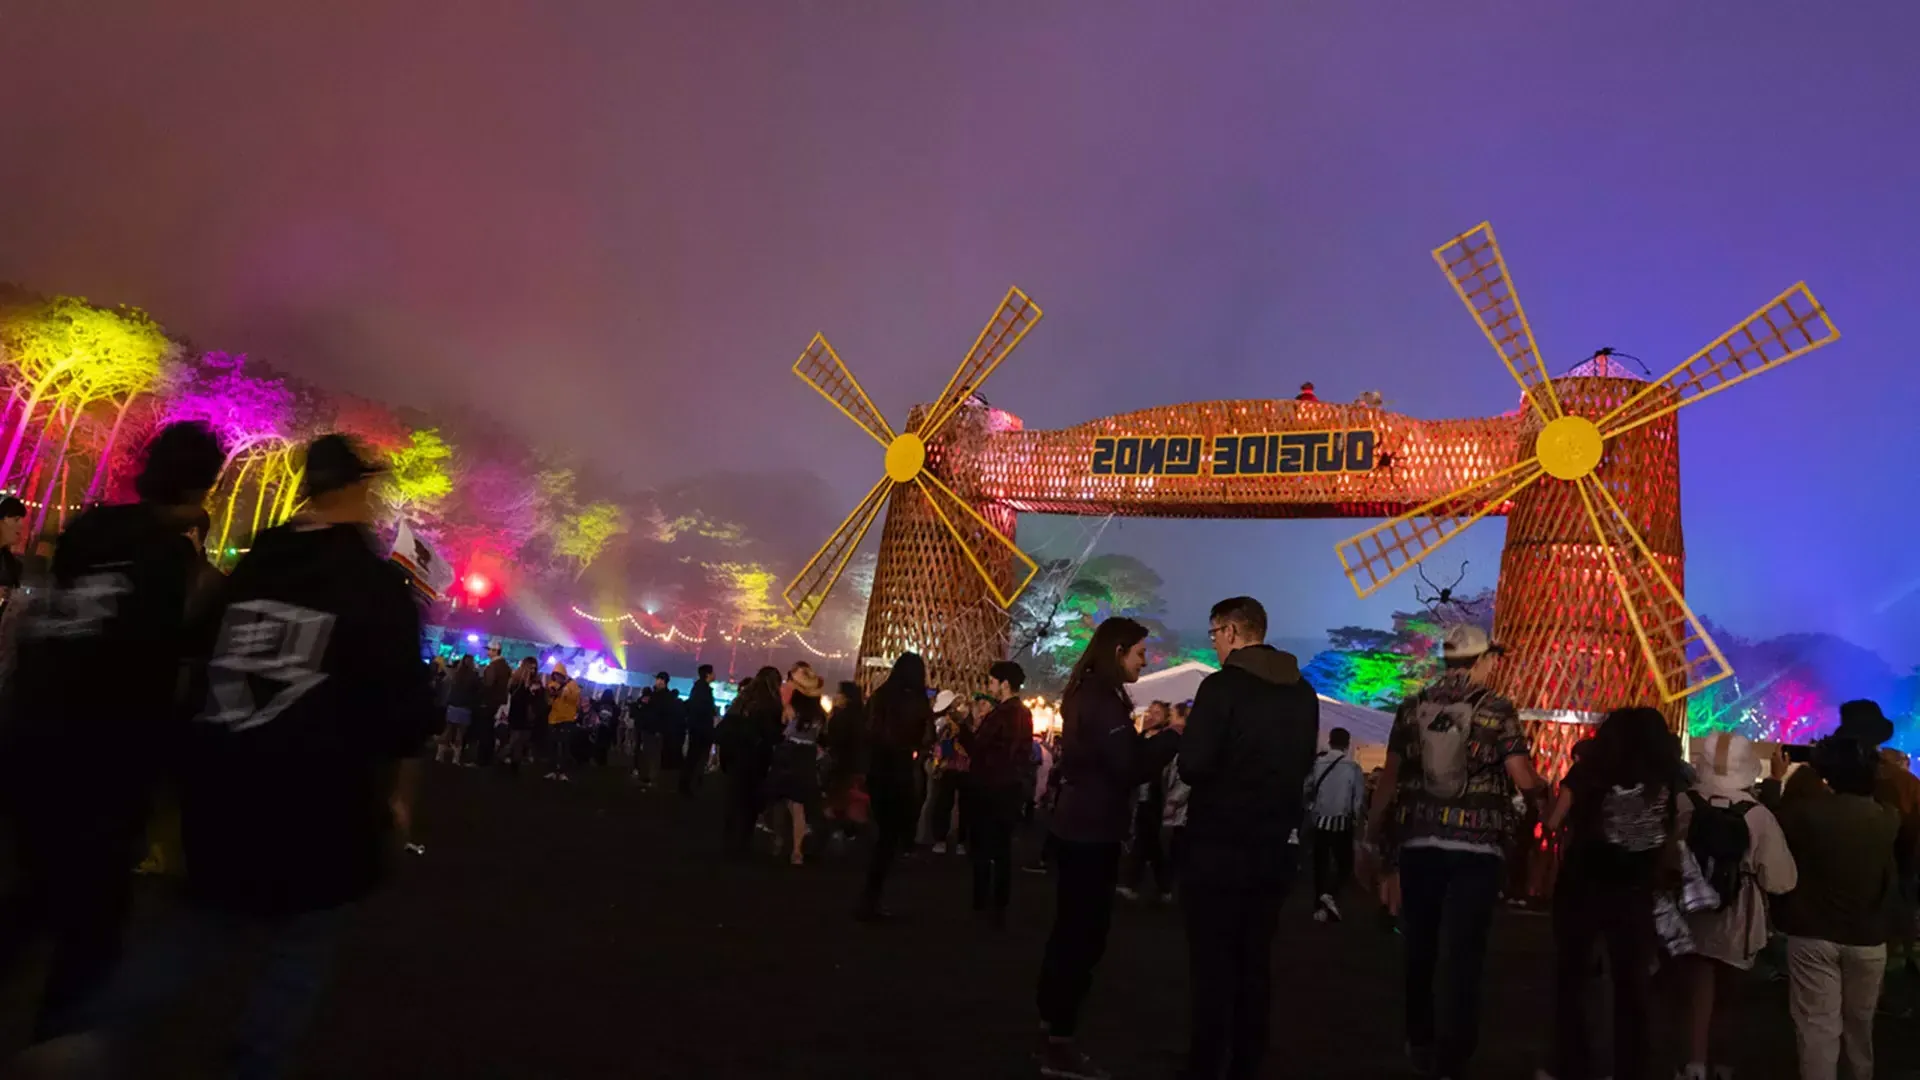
768,667,827,866
1672,731,1800,1080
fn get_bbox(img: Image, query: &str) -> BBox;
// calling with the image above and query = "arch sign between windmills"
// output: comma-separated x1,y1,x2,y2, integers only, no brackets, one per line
782,222,1840,759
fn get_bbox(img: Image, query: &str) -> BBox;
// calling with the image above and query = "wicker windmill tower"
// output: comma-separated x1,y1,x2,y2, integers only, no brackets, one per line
1335,223,1839,744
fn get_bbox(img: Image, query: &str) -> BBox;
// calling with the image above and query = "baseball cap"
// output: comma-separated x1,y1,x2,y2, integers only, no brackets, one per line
303,434,388,498
931,689,957,714
1442,624,1503,662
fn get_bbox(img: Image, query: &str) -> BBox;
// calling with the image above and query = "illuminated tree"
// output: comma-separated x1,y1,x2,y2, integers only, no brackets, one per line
0,297,173,492
552,500,628,580
381,428,455,520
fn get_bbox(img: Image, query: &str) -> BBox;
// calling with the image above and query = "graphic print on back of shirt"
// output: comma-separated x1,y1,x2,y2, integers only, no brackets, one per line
24,569,132,639
202,599,336,732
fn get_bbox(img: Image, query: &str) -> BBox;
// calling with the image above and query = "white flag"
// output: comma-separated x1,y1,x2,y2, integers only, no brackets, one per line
389,520,454,600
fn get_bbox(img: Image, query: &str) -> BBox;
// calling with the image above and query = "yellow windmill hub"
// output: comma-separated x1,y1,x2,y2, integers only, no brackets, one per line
1537,414,1604,481
884,432,927,483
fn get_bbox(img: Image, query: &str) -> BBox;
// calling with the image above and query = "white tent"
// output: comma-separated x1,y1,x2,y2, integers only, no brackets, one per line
1132,660,1395,768
1130,661,1216,709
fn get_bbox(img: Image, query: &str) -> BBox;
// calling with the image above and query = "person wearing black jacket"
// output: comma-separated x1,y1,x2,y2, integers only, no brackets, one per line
857,652,934,922
0,422,223,1044
72,433,438,1077
717,667,783,856
1178,596,1320,1080
1035,617,1178,1080
680,664,718,795
475,644,511,767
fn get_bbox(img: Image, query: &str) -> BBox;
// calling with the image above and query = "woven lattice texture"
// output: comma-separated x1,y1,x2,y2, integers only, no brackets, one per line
858,405,1021,694
855,380,1693,735
978,401,1522,518
1490,376,1687,732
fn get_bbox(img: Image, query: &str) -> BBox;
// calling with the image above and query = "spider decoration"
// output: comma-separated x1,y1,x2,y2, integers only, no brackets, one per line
1414,561,1482,623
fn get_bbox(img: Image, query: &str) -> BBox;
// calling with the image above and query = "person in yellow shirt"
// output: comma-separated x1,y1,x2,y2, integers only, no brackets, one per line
545,665,583,781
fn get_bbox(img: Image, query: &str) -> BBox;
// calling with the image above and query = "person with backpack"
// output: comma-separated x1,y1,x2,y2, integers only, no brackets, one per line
1538,707,1688,1080
1305,726,1367,923
1365,624,1543,1080
1672,731,1797,1080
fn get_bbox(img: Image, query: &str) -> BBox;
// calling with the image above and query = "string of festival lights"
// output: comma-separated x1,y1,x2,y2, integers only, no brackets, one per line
569,605,843,659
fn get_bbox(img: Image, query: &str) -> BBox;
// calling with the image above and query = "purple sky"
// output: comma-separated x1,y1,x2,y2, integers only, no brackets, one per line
2,2,1916,665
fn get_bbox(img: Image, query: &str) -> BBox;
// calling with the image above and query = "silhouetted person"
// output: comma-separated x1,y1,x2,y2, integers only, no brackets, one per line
1178,596,1318,1080
0,421,224,1043
64,433,438,1078
858,652,933,921
681,664,718,795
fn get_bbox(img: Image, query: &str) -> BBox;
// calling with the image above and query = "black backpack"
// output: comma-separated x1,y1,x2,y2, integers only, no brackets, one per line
1685,790,1757,910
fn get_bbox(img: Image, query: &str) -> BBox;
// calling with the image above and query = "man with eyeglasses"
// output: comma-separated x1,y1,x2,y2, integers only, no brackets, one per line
1365,624,1543,1080
1177,596,1319,1080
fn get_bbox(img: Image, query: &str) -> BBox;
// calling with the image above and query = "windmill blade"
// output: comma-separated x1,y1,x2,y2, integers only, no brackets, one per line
1599,283,1839,441
1337,460,1546,599
781,474,893,626
1574,476,1732,702
1433,223,1563,423
916,287,1043,442
793,333,897,449
913,469,1041,608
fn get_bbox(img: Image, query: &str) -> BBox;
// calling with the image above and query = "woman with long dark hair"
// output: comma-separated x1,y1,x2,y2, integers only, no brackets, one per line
858,652,934,921
1035,617,1171,1080
1541,706,1686,1080
501,657,542,774
717,667,784,857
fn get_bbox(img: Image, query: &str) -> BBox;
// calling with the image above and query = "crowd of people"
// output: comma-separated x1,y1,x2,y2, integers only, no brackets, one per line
0,420,1916,1080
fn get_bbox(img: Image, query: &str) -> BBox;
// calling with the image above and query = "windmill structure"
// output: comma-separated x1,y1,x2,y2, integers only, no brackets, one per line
778,224,1840,761
1336,223,1839,738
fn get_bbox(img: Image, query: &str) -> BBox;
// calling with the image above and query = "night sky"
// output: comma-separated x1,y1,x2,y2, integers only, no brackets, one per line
2,2,1915,665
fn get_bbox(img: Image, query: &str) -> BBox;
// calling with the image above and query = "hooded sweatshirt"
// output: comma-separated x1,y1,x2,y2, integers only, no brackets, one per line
1179,644,1320,847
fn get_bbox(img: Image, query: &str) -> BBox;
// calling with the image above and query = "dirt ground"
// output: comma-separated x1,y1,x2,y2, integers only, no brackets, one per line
4,764,1916,1078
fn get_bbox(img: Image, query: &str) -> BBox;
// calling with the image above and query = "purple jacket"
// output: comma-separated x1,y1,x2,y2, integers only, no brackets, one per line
1050,677,1177,844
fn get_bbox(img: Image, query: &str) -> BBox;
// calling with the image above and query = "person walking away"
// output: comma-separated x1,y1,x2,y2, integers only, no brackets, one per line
820,680,870,845
1119,701,1179,902
681,664,719,796
1774,734,1900,1080
1365,624,1543,1080
1673,732,1797,1080
0,422,224,1045
857,653,934,921
475,643,510,767
957,661,1034,928
1539,707,1686,1080
768,668,827,866
501,658,541,774
438,654,481,764
590,688,620,767
1035,617,1177,1080
630,673,670,787
716,667,782,857
545,665,582,781
62,432,437,1078
1177,597,1319,1080
657,677,688,775
1306,726,1367,923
